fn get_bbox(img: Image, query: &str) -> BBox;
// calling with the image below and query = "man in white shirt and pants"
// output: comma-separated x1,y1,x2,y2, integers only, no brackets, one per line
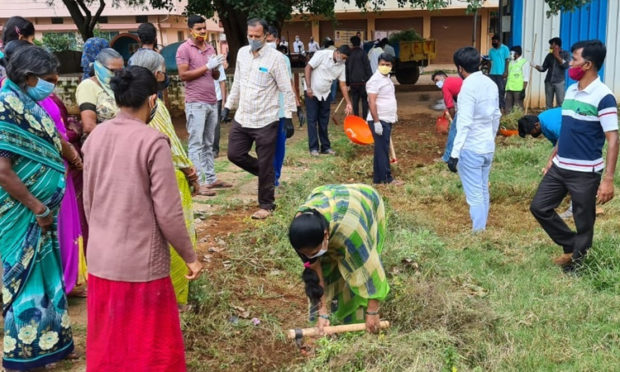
447,47,501,231
304,45,353,156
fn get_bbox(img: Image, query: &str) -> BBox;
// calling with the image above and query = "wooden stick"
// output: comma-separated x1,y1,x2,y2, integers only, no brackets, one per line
389,137,397,163
287,320,390,339
331,97,346,125
525,33,537,115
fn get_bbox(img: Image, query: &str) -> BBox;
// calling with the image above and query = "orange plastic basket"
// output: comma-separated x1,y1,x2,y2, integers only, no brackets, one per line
344,115,374,145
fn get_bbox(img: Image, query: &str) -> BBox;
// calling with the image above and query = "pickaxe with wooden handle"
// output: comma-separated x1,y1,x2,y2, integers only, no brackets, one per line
287,321,391,350
331,97,345,125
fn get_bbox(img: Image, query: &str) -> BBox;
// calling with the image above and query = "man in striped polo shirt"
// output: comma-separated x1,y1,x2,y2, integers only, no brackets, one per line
530,40,618,273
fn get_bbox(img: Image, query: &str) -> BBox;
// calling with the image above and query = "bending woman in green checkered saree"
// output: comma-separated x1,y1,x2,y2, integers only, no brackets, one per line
288,184,389,334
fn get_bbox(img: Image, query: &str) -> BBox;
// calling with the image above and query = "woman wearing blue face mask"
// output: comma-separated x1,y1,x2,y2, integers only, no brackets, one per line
288,184,390,335
75,48,124,135
0,45,77,371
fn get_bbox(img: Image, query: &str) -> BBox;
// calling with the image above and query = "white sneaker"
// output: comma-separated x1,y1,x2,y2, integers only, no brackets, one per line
431,102,446,111
558,208,573,220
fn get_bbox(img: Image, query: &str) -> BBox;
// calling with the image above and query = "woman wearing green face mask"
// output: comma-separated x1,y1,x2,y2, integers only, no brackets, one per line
76,48,124,135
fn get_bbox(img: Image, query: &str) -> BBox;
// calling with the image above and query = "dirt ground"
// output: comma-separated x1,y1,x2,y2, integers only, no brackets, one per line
26,86,450,372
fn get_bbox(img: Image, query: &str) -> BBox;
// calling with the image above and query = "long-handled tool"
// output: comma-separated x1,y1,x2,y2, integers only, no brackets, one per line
525,33,537,114
287,321,390,350
389,137,397,164
331,97,345,125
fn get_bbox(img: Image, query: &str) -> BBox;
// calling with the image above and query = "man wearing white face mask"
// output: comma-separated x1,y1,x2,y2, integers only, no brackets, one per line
304,45,353,156
432,70,462,163
223,18,296,220
293,35,304,55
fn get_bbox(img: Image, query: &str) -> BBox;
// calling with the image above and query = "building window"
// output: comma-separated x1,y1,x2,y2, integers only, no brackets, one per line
51,17,63,25
98,17,109,24
136,16,148,24
177,31,184,41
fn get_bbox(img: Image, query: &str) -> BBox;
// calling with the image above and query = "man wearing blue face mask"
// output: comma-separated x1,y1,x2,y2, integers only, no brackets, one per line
223,18,297,220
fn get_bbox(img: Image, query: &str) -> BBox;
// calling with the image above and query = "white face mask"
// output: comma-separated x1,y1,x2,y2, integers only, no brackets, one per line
435,80,444,89
510,51,516,60
308,247,327,259
266,41,277,49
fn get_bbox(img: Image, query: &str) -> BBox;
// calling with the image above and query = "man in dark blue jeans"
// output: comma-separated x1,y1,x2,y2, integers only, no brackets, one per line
304,45,353,156
366,53,402,185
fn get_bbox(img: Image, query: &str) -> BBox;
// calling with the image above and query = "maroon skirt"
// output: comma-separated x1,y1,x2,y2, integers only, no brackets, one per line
87,274,186,372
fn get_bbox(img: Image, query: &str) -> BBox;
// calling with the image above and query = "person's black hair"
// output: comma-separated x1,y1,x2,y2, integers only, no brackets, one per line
510,46,522,56
378,52,394,64
518,115,540,138
431,70,448,81
109,65,157,109
6,46,58,90
453,46,481,73
350,35,361,47
322,37,334,49
491,34,500,41
337,44,351,57
549,37,562,47
571,39,606,71
379,38,388,48
247,18,268,34
289,210,329,305
266,25,278,38
277,45,288,54
187,15,205,29
2,16,35,46
137,22,157,46
0,40,31,68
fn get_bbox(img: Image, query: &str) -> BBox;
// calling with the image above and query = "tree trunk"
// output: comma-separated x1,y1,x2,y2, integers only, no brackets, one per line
61,0,105,42
215,1,249,69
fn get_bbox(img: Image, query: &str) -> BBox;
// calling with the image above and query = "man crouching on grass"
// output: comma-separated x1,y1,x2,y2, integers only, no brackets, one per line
530,40,618,273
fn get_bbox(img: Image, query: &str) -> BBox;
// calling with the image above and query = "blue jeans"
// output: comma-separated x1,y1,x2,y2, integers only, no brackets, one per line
442,114,457,162
273,118,287,186
458,149,494,231
305,93,332,152
368,120,393,184
185,102,219,184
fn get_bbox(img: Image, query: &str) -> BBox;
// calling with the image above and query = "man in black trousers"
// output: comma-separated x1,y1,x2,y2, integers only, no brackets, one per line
346,35,372,119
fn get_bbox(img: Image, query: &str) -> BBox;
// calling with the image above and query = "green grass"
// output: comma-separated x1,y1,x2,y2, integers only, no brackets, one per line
182,126,620,371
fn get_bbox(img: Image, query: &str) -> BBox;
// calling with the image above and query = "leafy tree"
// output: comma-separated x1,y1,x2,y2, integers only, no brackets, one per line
42,32,80,52
187,0,593,65
50,0,175,41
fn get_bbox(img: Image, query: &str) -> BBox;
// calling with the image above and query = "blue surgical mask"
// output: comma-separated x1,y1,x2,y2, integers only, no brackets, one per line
26,78,55,101
94,60,113,87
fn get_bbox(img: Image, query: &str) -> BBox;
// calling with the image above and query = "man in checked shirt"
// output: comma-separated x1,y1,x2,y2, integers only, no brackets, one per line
222,18,297,220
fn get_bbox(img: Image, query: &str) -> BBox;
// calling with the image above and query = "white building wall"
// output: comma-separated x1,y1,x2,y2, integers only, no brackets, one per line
521,1,561,109
604,1,620,100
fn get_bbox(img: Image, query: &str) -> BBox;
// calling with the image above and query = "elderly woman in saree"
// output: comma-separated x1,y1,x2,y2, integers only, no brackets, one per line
288,184,390,334
75,48,123,135
0,46,75,371
128,49,200,307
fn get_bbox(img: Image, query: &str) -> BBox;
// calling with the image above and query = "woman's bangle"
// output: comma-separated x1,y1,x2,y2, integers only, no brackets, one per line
35,206,51,218
319,314,329,320
366,311,379,316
